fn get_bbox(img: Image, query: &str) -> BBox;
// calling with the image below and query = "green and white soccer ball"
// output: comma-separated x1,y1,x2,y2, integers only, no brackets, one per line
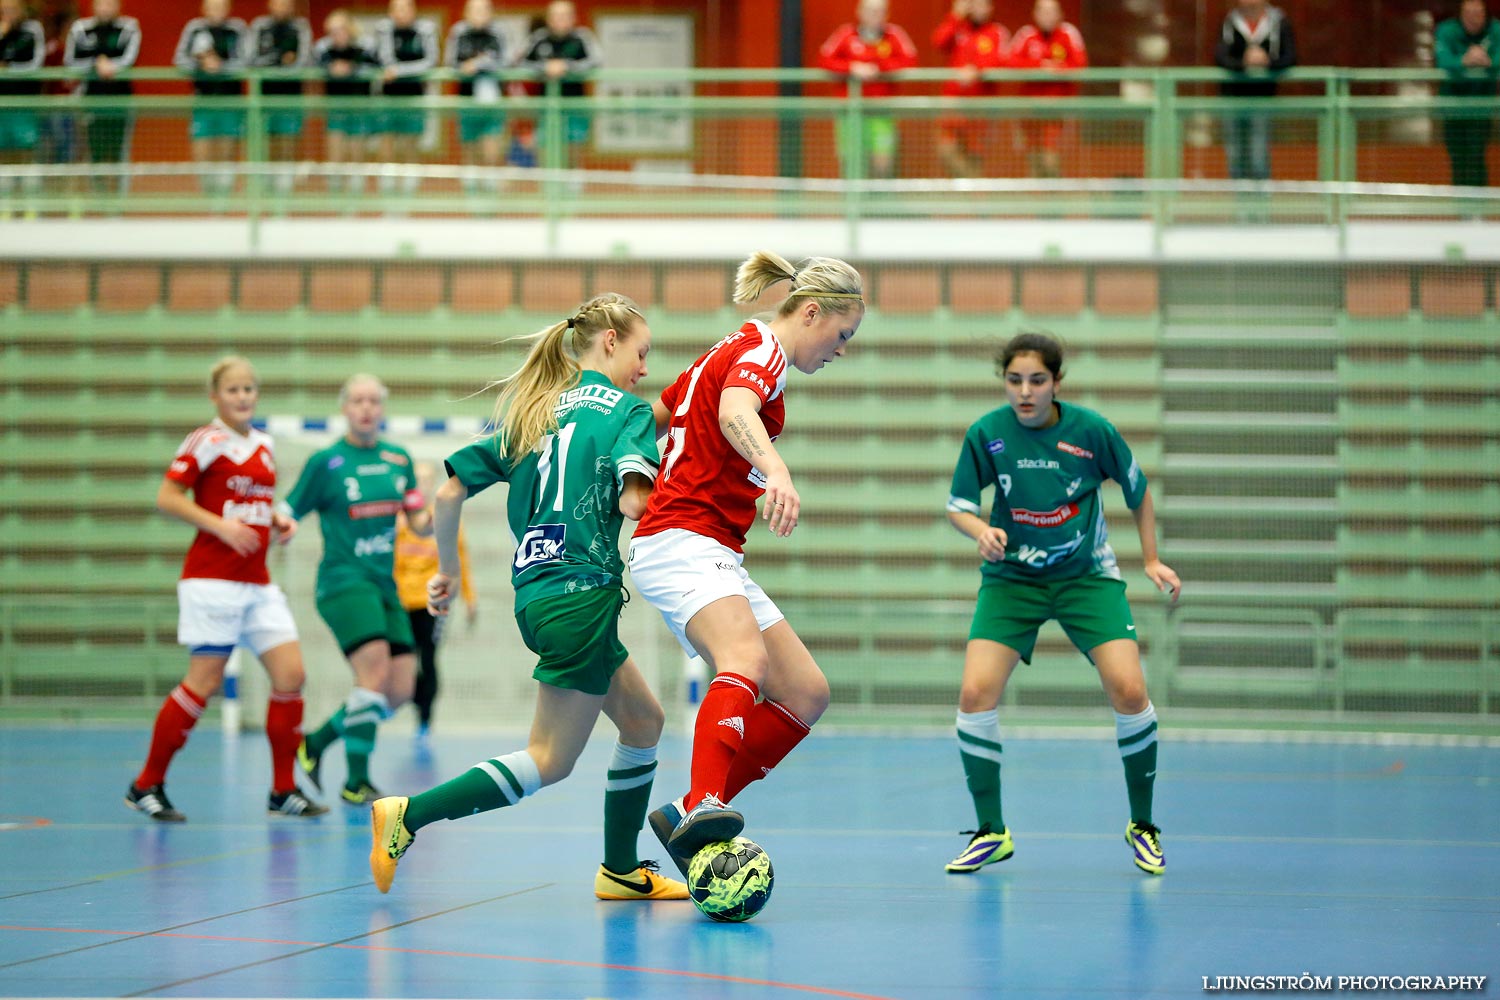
686,836,774,922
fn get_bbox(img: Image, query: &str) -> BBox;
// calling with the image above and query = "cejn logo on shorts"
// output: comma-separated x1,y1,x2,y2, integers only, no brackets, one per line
515,524,567,571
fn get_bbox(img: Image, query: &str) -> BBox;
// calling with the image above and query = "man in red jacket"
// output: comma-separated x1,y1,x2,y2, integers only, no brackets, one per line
819,0,918,179
1007,0,1088,177
932,0,1009,177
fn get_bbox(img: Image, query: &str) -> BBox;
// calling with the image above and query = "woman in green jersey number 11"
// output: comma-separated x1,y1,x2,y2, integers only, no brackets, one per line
944,331,1181,877
367,293,690,902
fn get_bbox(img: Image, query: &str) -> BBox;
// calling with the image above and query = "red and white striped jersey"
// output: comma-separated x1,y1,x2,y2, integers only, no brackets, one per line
165,418,277,584
637,320,789,552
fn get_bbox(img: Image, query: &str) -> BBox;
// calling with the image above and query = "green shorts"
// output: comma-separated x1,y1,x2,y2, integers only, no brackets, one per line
969,574,1136,664
459,108,503,143
191,107,245,140
517,586,628,697
0,111,38,151
266,109,304,137
316,579,414,657
378,107,426,136
326,109,374,136
837,115,898,164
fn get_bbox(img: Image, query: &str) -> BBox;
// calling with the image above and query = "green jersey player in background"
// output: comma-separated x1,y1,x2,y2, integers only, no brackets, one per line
369,293,688,903
944,331,1180,877
286,374,431,805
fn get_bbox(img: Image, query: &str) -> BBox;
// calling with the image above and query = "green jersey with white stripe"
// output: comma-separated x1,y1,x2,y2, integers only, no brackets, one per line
445,370,660,613
286,437,425,600
948,401,1147,582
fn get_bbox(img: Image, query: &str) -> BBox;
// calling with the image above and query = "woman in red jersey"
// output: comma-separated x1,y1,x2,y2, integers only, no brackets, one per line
125,356,327,823
628,251,865,872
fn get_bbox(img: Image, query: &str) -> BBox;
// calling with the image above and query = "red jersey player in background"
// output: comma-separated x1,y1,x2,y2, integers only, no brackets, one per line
125,356,327,822
817,0,918,179
932,0,1009,177
1007,0,1088,178
628,251,865,874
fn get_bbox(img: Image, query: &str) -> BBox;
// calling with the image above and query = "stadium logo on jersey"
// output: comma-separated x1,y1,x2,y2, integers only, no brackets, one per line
380,450,409,466
514,524,566,571
986,438,1005,454
1057,441,1094,459
1015,458,1061,470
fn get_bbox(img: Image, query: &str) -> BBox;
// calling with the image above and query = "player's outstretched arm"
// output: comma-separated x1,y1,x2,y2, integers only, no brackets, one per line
718,385,799,538
427,474,468,615
618,471,653,521
1131,487,1180,601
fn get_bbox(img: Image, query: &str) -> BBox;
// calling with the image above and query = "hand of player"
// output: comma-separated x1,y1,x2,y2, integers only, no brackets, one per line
382,65,399,83
1463,45,1492,68
761,474,800,539
427,572,454,616
545,57,568,79
975,525,1007,563
270,512,298,545
1243,46,1270,68
217,518,262,556
462,57,480,75
1144,559,1181,603
958,63,981,86
96,55,117,78
851,61,879,81
331,58,352,77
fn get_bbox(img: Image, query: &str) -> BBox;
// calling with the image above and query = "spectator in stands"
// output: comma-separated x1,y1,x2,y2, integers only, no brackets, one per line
64,0,140,195
38,3,79,201
373,0,437,196
174,0,248,196
248,0,309,196
1213,0,1296,181
506,14,544,169
446,0,508,194
817,0,918,180
932,0,1009,179
314,8,377,196
1007,0,1087,179
0,0,45,209
1436,0,1500,187
520,0,601,168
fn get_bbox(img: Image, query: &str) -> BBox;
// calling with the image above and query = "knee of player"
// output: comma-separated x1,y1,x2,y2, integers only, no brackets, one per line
958,683,1002,714
529,747,576,787
1109,683,1150,715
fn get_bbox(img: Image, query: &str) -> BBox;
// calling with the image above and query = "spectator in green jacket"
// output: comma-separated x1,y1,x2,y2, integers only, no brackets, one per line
1435,0,1500,186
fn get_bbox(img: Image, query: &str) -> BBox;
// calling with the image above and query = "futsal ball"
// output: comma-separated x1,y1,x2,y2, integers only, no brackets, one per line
686,836,774,922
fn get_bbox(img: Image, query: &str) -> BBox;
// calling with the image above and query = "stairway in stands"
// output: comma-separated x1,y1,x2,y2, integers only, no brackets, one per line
1156,293,1341,706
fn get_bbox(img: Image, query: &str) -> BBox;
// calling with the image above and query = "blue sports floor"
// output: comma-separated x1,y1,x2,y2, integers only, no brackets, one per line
1,726,1496,999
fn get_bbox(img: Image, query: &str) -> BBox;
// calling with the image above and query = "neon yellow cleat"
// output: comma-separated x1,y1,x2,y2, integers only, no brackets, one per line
594,860,690,901
369,796,414,893
1126,821,1165,875
945,824,1014,873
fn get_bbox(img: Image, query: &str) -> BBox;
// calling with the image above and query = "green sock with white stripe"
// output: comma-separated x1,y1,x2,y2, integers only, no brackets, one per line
1116,702,1158,825
602,742,659,875
402,749,542,834
956,709,1004,830
339,689,389,789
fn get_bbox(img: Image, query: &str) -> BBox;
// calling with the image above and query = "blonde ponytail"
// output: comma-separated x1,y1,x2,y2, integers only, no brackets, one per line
733,251,864,318
490,292,645,461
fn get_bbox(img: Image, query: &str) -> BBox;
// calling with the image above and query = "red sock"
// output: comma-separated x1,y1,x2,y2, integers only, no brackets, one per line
686,672,759,811
723,699,812,803
135,684,207,789
265,690,304,795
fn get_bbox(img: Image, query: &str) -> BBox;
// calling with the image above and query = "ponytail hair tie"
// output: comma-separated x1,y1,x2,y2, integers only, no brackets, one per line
566,317,575,329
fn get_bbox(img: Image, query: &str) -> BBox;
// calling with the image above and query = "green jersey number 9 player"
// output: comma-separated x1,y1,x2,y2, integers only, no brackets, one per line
943,331,1180,878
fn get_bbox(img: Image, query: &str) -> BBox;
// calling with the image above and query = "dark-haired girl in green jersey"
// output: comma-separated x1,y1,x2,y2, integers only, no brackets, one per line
944,330,1181,877
369,293,688,903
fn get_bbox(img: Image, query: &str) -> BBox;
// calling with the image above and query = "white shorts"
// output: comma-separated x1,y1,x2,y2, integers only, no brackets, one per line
628,528,784,656
177,578,299,657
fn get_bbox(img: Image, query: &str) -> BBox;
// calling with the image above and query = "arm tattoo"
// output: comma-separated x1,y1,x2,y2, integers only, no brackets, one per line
727,414,768,460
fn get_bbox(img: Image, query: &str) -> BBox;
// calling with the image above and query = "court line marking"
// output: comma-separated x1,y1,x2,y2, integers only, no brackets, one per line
121,884,556,997
0,921,896,1000
0,883,365,972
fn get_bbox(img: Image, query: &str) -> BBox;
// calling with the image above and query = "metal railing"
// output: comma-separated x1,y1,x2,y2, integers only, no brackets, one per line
2,66,1497,222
